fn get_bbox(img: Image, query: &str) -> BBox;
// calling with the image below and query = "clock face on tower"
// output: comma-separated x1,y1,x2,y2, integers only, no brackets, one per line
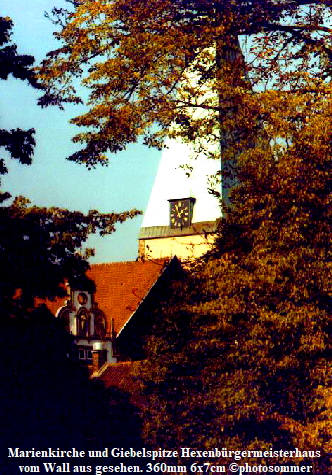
169,198,195,228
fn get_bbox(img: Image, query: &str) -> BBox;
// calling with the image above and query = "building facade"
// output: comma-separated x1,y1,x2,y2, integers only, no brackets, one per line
49,258,179,372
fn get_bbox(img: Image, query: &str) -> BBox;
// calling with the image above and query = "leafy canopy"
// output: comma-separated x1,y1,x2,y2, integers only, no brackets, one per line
0,196,140,314
30,0,323,468
0,16,38,201
139,86,332,470
39,0,332,169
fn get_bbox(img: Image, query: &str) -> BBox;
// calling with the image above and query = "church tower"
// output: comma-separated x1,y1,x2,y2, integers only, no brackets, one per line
138,139,221,260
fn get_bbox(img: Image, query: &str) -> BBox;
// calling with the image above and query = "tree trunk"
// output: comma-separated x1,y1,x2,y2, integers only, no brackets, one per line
216,34,249,207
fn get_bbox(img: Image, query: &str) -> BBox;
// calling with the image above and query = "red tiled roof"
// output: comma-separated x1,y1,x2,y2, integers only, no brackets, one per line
86,259,167,335
94,361,145,408
95,361,141,390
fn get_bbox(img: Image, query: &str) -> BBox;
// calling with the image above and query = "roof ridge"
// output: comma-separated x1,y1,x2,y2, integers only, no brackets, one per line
90,258,168,267
90,361,109,378
90,260,137,266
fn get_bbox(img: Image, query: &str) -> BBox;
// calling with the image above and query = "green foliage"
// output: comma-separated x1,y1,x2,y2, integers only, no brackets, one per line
139,88,332,471
7,1,331,464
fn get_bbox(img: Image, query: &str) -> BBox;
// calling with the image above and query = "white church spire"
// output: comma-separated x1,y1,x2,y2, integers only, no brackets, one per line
142,139,221,228
138,138,221,260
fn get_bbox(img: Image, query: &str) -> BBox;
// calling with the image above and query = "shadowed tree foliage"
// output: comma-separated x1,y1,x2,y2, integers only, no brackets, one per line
0,305,143,474
0,195,140,316
0,19,144,467
0,17,39,86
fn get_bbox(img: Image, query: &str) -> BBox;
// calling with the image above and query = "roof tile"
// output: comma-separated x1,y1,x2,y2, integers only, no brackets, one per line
86,259,167,334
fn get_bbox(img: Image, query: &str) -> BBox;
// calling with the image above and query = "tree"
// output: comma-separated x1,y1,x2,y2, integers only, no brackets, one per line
38,1,332,174
0,20,143,465
38,2,332,468
0,16,39,202
0,196,140,316
0,17,141,315
0,304,143,474
139,95,332,471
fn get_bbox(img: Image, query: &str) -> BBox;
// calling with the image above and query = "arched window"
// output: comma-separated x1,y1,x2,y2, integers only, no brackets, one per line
57,307,70,333
77,309,90,338
92,310,106,339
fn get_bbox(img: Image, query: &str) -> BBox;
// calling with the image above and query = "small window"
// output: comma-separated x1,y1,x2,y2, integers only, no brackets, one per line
71,347,79,359
86,349,93,361
93,310,106,339
78,349,86,360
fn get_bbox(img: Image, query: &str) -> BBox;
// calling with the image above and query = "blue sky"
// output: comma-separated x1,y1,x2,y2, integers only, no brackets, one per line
0,0,161,262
